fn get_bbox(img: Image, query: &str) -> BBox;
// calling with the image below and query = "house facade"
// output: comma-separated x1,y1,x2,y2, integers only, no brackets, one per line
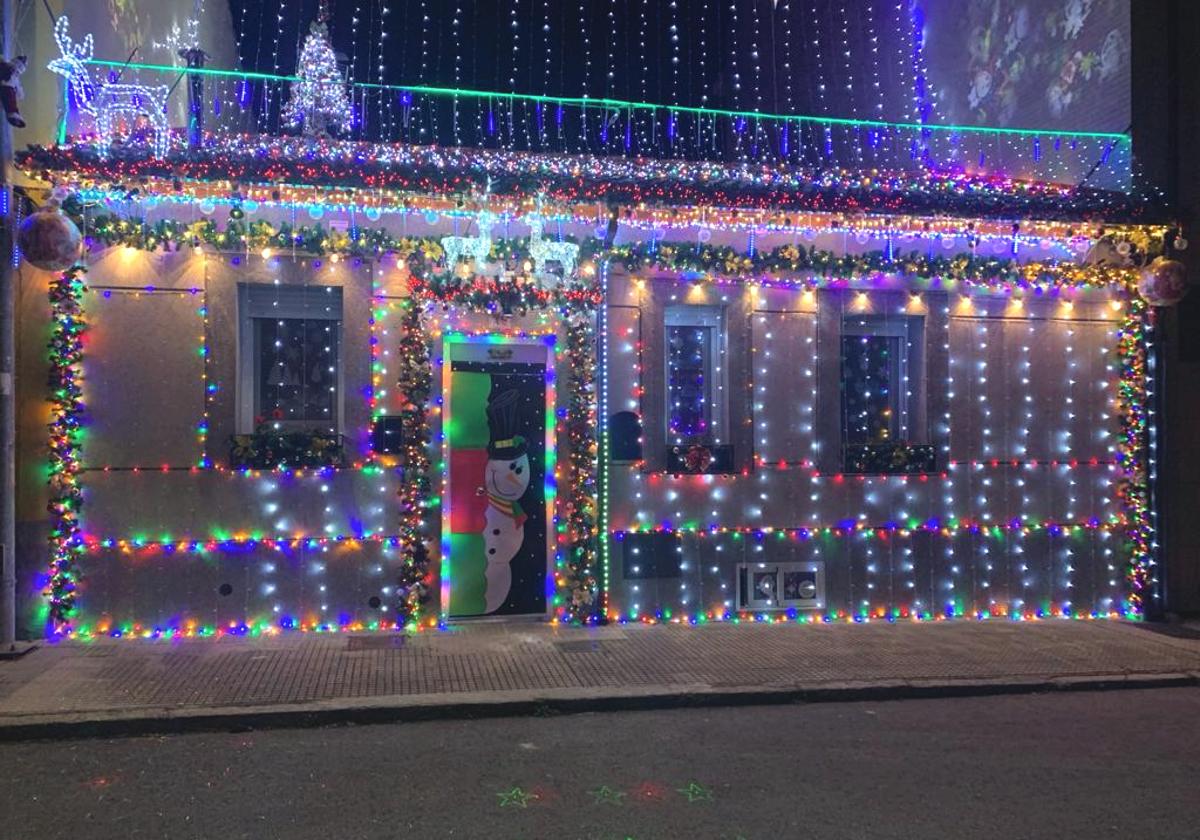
11,175,1163,637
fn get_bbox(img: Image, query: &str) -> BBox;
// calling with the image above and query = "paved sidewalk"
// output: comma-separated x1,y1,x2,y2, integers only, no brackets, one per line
2,620,1199,739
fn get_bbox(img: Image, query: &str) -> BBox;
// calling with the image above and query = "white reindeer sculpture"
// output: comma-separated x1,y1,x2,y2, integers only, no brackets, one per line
441,209,498,275
47,16,171,158
525,214,580,286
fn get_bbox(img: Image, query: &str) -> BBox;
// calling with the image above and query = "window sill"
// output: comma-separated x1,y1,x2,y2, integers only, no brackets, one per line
843,443,936,475
664,443,736,475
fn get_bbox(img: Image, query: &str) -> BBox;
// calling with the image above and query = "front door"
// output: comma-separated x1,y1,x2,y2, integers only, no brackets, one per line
443,338,551,617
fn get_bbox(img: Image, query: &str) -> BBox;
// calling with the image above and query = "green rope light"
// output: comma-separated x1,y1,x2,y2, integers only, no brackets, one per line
85,59,1129,144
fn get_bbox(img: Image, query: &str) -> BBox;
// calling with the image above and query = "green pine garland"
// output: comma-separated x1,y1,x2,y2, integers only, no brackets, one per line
46,265,88,629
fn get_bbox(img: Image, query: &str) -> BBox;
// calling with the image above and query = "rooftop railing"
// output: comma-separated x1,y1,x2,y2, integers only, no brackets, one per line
66,58,1131,192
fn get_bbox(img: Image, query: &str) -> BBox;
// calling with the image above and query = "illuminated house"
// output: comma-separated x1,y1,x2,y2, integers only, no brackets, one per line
7,5,1178,638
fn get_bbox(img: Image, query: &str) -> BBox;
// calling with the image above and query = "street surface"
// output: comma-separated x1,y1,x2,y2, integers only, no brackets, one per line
2,688,1198,839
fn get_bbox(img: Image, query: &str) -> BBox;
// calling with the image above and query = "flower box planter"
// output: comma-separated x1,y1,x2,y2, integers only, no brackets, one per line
844,443,936,475
230,424,346,470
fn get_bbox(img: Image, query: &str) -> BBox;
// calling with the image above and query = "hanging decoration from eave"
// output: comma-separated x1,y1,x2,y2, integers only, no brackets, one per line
16,137,1159,223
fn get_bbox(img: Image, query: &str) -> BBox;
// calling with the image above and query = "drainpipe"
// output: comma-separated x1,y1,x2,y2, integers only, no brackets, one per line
0,0,16,651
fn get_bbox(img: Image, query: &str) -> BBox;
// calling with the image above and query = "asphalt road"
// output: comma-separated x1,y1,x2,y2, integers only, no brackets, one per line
2,688,1198,839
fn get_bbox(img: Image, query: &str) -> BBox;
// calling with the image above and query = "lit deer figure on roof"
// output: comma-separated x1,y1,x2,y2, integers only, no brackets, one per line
47,16,171,158
525,198,579,286
441,188,499,275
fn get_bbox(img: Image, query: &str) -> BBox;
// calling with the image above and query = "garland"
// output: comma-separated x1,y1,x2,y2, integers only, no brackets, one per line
559,313,601,621
46,266,88,628
396,281,604,625
607,240,1149,292
18,138,1159,221
394,297,434,625
40,214,1154,627
60,205,1152,296
1115,297,1153,613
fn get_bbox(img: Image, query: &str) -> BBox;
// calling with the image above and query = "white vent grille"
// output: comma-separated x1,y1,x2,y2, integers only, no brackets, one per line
737,562,824,611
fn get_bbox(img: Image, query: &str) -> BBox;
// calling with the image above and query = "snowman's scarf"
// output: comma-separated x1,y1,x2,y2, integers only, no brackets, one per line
487,492,527,528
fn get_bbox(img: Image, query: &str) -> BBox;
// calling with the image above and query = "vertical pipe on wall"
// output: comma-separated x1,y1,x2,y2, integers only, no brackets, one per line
0,0,16,650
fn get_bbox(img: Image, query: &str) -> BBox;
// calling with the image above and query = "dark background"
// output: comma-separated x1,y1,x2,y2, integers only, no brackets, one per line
228,0,926,121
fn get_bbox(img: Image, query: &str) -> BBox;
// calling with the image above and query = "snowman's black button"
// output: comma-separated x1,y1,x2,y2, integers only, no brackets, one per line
488,548,496,554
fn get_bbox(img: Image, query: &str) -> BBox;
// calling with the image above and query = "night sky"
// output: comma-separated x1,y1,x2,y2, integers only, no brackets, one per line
228,0,923,120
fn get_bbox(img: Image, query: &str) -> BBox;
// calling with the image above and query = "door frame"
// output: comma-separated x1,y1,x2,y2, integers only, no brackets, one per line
439,331,558,622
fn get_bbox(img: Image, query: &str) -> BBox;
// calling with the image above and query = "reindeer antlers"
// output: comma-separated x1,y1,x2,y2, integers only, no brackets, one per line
52,16,93,61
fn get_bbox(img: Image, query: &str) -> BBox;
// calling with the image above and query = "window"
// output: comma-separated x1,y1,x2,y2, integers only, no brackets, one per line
841,314,922,445
238,284,343,434
664,306,724,444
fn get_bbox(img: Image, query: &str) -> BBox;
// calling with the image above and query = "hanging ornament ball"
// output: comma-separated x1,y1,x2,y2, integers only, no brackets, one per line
229,205,245,220
424,210,439,226
307,204,325,220
1174,236,1189,251
198,198,217,215
364,206,382,222
1115,240,1132,256
18,202,82,272
697,227,712,243
243,199,260,214
1137,257,1189,307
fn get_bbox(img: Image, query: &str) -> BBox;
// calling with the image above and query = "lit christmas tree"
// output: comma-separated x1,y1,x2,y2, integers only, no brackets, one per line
283,0,352,137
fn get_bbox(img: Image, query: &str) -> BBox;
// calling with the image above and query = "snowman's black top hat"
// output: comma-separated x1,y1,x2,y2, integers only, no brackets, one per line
486,389,529,459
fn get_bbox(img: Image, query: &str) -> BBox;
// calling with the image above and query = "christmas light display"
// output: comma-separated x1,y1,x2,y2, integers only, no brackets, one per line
46,18,171,158
282,11,353,137
20,134,1146,221
24,5,1172,639
46,266,88,628
393,296,433,624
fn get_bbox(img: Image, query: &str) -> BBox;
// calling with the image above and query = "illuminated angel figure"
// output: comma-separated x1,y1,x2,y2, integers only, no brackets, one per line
47,16,171,158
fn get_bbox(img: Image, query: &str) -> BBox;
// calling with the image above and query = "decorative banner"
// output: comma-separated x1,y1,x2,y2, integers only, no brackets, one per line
445,344,550,617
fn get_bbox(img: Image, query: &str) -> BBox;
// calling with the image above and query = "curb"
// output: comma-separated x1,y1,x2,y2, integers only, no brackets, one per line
1,671,1197,742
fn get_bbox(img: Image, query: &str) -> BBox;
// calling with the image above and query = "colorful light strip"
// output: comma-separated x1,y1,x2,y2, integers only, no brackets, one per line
19,135,1153,220
45,266,88,630
81,57,1131,143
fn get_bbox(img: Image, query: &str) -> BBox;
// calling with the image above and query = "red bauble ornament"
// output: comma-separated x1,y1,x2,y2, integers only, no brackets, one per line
18,203,82,271
1137,257,1189,307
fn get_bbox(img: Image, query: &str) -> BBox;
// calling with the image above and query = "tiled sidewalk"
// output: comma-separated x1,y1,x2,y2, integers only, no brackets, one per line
2,620,1199,735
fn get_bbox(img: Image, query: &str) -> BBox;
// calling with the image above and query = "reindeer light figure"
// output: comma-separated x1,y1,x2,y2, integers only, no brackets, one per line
441,209,498,276
47,16,171,158
525,209,580,286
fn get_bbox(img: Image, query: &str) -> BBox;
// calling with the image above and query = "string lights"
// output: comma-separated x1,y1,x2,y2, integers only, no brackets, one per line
46,266,88,629
27,4,1168,641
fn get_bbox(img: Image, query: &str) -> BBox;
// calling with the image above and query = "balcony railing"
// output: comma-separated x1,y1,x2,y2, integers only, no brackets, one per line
65,58,1132,191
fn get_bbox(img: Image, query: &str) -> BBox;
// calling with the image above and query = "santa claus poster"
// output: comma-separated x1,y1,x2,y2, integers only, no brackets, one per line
445,352,548,617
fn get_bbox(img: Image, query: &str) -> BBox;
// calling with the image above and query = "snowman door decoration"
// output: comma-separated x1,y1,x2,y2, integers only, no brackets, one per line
480,390,532,613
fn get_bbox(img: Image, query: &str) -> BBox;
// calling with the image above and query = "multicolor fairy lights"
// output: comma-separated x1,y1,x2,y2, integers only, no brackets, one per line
29,167,1165,638
17,134,1153,222
393,293,434,625
41,233,1157,635
46,266,88,629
